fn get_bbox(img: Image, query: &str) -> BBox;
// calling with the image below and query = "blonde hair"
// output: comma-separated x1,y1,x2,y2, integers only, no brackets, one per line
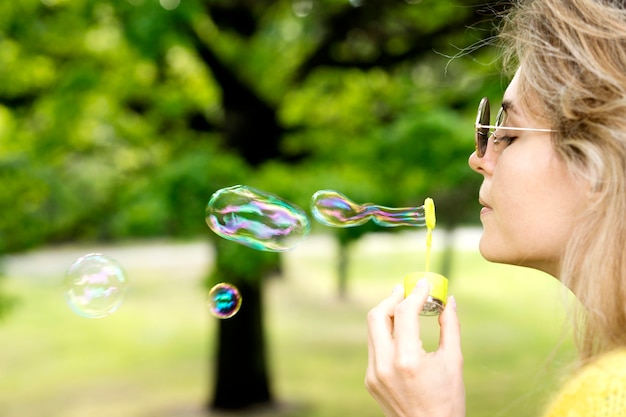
499,0,626,361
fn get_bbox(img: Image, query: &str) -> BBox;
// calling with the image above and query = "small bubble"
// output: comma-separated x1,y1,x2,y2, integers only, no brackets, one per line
64,253,128,318
208,283,242,319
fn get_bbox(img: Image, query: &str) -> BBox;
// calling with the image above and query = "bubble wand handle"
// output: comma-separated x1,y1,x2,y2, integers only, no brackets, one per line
402,197,447,316
423,197,435,271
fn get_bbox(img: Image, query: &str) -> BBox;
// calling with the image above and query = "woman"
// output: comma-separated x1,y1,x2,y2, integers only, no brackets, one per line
365,1,626,416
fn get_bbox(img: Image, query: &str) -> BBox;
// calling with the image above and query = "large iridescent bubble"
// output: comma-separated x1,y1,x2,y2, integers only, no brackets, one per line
206,185,310,252
64,253,129,318
311,190,427,228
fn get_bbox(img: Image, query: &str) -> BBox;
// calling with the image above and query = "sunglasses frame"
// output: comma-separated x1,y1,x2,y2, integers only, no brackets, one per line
475,97,556,158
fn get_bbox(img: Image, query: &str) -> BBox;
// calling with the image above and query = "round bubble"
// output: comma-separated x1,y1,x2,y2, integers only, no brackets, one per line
64,253,128,318
206,185,310,252
208,283,242,319
311,190,426,228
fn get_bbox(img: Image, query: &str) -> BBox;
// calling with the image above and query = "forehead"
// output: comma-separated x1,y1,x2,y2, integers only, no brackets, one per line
502,70,521,115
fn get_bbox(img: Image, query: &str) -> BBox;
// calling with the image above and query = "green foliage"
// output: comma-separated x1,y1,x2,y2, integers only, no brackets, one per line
0,0,502,253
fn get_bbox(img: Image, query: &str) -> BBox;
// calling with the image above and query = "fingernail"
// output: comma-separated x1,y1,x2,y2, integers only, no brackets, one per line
416,278,429,288
448,295,457,311
413,278,431,294
392,284,403,294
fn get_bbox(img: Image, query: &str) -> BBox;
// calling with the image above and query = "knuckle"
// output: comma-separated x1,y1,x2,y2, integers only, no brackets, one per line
393,301,411,316
364,372,377,392
394,356,419,377
366,307,382,324
456,355,465,370
364,365,390,393
445,353,464,372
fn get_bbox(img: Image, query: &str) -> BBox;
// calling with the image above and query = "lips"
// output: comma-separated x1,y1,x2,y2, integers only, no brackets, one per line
478,197,493,216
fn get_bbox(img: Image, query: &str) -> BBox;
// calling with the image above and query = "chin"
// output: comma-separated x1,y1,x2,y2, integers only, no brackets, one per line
479,241,555,274
477,236,495,260
478,237,513,264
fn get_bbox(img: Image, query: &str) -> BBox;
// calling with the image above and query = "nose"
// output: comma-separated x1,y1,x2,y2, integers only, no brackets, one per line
468,150,482,173
468,144,496,176
469,133,498,175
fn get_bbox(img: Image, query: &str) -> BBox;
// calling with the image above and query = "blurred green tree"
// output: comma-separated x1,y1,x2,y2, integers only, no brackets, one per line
0,0,505,412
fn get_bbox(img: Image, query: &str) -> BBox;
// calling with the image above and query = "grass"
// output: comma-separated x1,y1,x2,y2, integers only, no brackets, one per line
0,231,577,416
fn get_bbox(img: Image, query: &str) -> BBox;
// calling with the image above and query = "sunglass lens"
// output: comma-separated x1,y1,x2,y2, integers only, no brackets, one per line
476,98,490,157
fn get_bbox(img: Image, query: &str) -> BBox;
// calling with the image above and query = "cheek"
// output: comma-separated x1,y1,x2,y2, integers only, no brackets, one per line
479,200,569,268
479,153,565,259
482,151,586,266
478,195,537,262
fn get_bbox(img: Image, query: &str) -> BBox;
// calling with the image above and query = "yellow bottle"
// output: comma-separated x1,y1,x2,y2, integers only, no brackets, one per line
403,271,448,315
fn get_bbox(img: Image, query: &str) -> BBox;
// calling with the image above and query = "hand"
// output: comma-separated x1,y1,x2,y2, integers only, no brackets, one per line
365,279,465,417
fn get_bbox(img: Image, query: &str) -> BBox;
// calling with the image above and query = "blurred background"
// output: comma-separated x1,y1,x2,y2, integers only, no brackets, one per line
0,0,576,416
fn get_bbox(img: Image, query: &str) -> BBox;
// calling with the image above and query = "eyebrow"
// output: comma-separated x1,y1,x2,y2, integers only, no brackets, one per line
501,100,518,114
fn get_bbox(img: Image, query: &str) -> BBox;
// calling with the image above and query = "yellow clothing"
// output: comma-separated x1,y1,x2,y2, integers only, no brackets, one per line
542,349,626,417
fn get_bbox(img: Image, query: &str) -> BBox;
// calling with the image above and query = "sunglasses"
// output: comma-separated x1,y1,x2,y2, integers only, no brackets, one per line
475,97,556,158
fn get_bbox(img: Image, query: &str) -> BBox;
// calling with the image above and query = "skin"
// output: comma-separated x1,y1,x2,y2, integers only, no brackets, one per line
365,282,464,417
468,70,589,277
365,69,590,416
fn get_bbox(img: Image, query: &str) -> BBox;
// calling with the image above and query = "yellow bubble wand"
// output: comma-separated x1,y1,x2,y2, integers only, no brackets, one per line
403,198,448,315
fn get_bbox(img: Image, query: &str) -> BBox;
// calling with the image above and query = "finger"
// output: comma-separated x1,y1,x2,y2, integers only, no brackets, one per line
393,278,430,355
438,295,462,366
367,285,405,365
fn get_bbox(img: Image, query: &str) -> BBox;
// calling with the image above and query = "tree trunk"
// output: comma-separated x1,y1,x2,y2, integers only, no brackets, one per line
209,278,273,411
207,240,278,412
337,241,349,300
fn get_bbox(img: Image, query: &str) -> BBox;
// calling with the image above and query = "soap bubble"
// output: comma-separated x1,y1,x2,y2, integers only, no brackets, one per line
64,253,128,318
311,190,427,228
206,185,310,252
208,283,242,319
